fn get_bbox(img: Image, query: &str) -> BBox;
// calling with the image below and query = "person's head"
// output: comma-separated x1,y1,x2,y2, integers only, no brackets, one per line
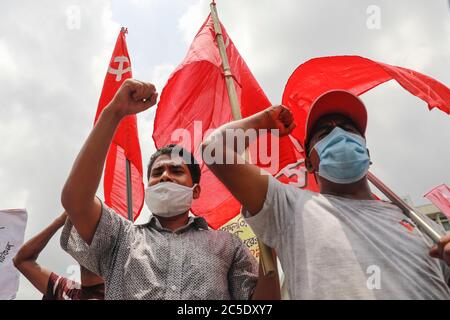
303,90,371,187
145,144,201,217
305,113,364,156
79,265,103,287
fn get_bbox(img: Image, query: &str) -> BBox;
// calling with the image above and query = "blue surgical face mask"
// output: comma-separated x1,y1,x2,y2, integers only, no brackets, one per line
311,127,370,184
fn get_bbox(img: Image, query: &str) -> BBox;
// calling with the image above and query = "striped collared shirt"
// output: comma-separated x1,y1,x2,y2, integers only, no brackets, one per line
60,202,258,300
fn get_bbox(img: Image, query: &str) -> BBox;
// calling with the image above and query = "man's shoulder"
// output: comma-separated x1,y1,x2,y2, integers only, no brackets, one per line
101,203,133,224
201,227,233,237
268,174,316,202
209,229,252,253
199,228,243,245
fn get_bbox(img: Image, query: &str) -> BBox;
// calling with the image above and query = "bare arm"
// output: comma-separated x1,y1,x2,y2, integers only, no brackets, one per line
251,249,281,300
61,79,157,244
202,105,295,215
13,212,68,294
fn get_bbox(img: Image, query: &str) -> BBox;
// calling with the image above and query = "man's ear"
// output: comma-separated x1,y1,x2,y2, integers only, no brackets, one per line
193,184,201,199
367,148,372,165
305,156,314,173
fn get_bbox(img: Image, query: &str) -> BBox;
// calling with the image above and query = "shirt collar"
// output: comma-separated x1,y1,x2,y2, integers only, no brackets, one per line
143,213,209,232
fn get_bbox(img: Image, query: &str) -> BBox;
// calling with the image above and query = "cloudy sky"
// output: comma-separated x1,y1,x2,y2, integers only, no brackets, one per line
1,0,449,299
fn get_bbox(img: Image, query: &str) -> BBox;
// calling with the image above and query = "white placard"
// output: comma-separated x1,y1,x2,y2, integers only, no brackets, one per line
0,209,28,300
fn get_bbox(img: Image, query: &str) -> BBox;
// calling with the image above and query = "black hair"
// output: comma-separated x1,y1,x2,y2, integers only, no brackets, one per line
147,144,201,184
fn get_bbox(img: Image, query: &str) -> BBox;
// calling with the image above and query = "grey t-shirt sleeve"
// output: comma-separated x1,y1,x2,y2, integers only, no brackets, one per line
227,234,258,300
241,174,301,248
443,261,450,286
60,201,133,277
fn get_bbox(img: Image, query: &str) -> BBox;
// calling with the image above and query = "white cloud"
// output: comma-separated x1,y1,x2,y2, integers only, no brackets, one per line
178,0,209,44
0,40,18,79
0,0,120,299
151,63,175,93
128,0,157,8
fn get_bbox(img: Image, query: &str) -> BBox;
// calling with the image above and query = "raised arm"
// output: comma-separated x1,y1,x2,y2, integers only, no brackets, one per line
201,105,295,216
61,79,157,244
13,212,68,294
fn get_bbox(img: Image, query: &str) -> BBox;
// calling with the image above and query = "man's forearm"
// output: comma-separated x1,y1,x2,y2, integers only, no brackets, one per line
201,105,294,216
251,251,281,300
204,111,268,148
13,214,66,266
61,106,121,216
13,214,66,295
61,79,157,243
220,111,268,131
202,110,270,165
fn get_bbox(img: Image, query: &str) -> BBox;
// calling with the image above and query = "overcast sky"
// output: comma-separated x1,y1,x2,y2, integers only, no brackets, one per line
1,0,449,299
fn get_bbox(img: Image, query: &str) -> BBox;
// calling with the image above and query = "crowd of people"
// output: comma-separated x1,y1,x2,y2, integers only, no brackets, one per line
14,79,450,300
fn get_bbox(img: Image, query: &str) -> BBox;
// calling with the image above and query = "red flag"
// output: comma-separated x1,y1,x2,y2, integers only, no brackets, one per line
95,28,144,221
280,55,449,202
153,15,300,229
424,184,450,219
282,55,450,148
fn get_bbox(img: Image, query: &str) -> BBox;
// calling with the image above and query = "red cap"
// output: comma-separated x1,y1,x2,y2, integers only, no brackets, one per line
304,90,367,147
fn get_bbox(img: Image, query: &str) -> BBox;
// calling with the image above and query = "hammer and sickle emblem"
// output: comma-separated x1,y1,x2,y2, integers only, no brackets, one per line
108,56,131,82
275,159,308,188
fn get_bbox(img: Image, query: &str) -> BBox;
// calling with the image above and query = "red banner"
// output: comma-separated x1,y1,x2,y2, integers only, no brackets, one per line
94,28,144,221
153,15,300,229
283,55,450,148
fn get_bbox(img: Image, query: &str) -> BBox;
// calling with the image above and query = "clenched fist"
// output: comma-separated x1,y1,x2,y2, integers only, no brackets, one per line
261,105,296,137
108,79,158,118
429,233,450,266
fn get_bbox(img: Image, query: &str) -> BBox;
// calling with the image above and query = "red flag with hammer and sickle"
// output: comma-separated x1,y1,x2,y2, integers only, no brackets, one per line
94,28,144,221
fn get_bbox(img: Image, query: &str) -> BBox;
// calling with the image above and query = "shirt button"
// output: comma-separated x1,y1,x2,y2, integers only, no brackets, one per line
171,285,177,291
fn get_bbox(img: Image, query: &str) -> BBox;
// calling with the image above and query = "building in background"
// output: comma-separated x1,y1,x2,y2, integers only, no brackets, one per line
401,195,450,232
417,203,450,232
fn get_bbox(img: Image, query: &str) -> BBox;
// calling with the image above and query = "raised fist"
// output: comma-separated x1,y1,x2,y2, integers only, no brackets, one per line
262,105,296,137
108,79,158,118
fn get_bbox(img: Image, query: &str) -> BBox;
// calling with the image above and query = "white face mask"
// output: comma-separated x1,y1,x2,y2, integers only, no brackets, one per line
145,182,197,218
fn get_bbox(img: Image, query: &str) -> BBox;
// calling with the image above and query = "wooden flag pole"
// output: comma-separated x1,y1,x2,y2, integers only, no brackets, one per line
367,171,443,243
210,1,275,276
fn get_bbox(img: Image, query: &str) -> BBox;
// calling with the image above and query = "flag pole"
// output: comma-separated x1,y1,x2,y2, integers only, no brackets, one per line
126,158,133,221
367,172,443,243
122,27,133,222
210,1,275,276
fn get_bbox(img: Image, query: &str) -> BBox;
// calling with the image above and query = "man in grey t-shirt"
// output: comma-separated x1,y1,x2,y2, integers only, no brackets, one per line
202,89,450,299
